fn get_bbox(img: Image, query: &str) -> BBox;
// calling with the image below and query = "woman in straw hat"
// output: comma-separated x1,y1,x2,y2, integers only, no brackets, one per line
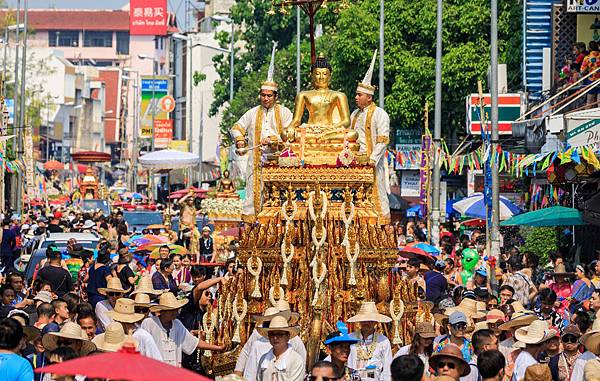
572,318,600,381
429,343,471,380
140,292,225,367
393,322,437,377
253,315,305,381
95,277,130,331
92,322,139,352
512,320,556,381
346,301,393,381
41,321,97,356
107,298,162,360
240,301,305,379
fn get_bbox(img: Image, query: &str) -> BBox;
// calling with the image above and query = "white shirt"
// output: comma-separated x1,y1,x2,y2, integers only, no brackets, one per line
462,357,479,381
243,330,307,380
257,346,305,381
348,331,393,381
95,300,113,331
499,337,517,360
512,351,538,381
132,327,163,361
572,350,597,381
393,344,431,376
141,316,199,367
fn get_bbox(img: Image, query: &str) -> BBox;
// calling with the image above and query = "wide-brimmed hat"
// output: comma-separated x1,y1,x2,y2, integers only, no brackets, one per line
133,293,153,308
98,277,130,296
415,322,437,338
42,322,97,355
92,322,138,352
581,319,600,355
445,298,485,319
498,311,538,331
486,309,506,323
553,263,575,277
33,291,53,304
82,220,96,229
253,300,299,325
130,276,165,296
511,300,526,313
429,344,471,377
149,292,188,312
348,302,392,323
515,320,555,345
107,298,145,323
324,321,359,345
257,315,300,338
524,364,552,381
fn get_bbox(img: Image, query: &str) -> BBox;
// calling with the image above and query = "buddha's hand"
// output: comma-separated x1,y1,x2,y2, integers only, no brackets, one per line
235,140,246,149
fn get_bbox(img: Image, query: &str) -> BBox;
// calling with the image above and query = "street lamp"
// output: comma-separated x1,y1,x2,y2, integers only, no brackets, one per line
138,54,159,152
211,15,234,103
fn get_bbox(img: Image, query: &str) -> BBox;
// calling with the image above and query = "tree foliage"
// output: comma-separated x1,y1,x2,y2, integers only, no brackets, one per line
212,0,522,147
520,226,558,266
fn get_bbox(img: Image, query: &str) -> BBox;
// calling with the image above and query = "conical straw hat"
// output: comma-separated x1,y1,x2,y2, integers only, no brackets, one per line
130,276,164,296
98,277,130,296
348,302,392,323
92,322,139,352
107,298,145,323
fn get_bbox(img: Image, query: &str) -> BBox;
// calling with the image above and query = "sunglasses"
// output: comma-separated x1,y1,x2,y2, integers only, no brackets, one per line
562,335,579,344
106,292,123,297
56,339,75,346
268,332,289,338
451,323,467,330
135,307,150,313
437,361,457,370
306,377,337,381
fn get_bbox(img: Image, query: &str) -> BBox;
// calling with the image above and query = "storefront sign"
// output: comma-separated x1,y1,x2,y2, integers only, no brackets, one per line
130,0,168,36
401,171,420,197
567,0,600,13
140,77,171,140
466,93,525,135
566,118,600,147
154,120,173,148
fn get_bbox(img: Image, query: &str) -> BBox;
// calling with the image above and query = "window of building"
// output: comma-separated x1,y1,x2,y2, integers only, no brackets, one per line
83,31,113,48
116,32,130,55
48,30,79,47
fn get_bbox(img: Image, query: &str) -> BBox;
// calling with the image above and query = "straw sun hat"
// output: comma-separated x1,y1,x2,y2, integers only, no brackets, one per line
498,311,538,331
445,298,486,319
107,298,145,323
254,300,299,325
581,318,600,355
92,322,139,352
149,292,188,312
348,302,392,323
98,277,130,296
42,322,97,355
257,315,300,338
130,276,165,296
133,293,153,308
514,320,556,345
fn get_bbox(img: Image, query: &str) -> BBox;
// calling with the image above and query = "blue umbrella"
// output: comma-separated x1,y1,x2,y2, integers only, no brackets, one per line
452,192,521,220
406,205,422,218
413,242,441,255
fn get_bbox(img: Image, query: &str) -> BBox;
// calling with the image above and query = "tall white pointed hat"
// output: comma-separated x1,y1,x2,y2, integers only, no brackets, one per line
261,41,279,92
357,49,378,96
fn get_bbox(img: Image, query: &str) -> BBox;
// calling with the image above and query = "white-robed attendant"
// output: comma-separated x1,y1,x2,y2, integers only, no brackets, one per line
350,50,391,223
237,300,306,378
252,315,305,381
231,42,293,222
347,302,393,381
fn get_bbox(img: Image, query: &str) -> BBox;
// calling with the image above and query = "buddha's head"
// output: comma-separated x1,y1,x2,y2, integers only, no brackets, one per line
311,54,332,89
223,169,230,179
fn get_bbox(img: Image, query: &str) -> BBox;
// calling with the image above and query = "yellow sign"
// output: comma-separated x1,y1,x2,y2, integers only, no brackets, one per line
141,126,152,138
168,140,188,152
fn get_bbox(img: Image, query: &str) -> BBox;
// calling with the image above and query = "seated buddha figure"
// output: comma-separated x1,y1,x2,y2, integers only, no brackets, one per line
284,54,360,164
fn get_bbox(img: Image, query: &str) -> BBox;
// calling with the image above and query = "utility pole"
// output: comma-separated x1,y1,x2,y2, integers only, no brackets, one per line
490,0,501,258
296,6,301,94
16,0,28,214
378,0,384,108
430,0,443,247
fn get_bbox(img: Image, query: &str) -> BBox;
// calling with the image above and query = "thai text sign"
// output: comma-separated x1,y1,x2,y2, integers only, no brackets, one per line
154,120,173,148
129,0,168,36
140,76,171,140
566,118,600,148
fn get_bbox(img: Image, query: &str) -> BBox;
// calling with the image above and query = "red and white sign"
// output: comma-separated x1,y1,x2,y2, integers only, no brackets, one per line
154,119,173,148
130,0,168,36
159,95,176,113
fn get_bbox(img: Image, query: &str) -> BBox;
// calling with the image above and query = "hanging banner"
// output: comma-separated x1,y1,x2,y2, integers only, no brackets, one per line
401,170,420,197
140,76,172,147
23,127,35,199
419,135,432,216
129,0,168,36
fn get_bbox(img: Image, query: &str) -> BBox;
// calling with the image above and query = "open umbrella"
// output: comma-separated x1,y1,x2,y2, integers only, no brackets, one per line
452,192,521,221
139,149,200,171
500,206,585,227
398,246,434,261
44,160,64,171
35,344,211,381
150,244,189,259
413,242,441,255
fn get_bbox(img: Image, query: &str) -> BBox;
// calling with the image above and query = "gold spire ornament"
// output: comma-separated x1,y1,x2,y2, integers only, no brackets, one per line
247,256,263,298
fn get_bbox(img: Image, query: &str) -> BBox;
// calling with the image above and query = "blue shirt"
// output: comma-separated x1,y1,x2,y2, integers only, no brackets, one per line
0,353,34,381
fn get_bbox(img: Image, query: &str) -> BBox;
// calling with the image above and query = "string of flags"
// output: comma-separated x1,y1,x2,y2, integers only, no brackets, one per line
390,142,600,178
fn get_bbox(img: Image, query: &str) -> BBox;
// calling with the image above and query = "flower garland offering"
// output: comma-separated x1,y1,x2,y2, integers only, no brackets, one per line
346,241,360,286
232,296,248,343
202,305,218,356
340,200,355,247
280,200,297,286
247,256,263,298
311,260,327,306
269,285,285,306
389,299,405,345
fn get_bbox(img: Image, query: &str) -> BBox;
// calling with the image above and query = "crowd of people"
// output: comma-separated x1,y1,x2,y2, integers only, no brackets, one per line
0,207,600,381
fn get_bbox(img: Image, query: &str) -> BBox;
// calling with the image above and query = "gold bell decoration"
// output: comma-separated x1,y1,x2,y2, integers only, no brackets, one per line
232,295,248,343
247,256,263,298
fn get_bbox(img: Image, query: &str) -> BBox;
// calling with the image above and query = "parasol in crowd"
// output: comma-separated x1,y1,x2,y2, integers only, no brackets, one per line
44,160,64,171
139,149,200,171
500,205,585,227
398,245,434,261
35,343,211,381
412,242,441,255
150,244,188,259
127,234,169,248
452,192,521,221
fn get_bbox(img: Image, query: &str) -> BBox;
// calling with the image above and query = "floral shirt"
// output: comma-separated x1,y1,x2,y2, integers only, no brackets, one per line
434,336,474,363
534,305,563,330
503,271,535,307
582,51,600,81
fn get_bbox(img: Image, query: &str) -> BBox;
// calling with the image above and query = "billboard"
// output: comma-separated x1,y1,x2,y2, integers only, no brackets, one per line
130,0,168,36
466,94,525,135
140,76,173,148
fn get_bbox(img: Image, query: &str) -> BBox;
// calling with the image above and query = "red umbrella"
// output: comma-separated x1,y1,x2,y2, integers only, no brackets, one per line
398,245,434,261
35,344,211,381
44,160,64,171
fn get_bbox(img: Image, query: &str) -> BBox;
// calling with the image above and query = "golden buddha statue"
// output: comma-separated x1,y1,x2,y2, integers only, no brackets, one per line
284,54,360,165
216,170,239,199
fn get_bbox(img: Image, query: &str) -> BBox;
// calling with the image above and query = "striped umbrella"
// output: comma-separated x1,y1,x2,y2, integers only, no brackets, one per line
452,192,521,221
